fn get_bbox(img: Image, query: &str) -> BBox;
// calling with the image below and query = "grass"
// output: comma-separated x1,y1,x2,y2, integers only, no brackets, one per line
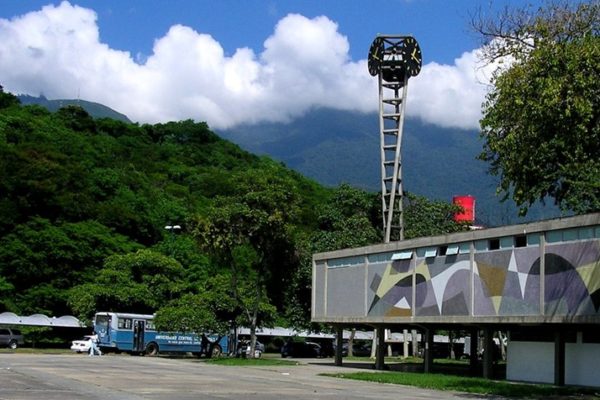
206,357,300,366
322,371,600,398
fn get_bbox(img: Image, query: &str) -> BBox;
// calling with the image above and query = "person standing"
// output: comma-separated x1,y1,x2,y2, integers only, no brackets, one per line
89,332,100,356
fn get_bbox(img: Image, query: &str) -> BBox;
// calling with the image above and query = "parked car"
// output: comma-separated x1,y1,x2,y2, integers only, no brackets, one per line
281,341,321,358
70,335,94,353
0,327,24,349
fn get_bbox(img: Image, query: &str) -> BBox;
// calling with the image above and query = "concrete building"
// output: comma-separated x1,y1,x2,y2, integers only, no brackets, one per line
312,213,600,386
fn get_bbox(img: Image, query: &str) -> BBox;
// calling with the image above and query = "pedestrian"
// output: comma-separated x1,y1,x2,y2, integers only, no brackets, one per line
89,332,100,356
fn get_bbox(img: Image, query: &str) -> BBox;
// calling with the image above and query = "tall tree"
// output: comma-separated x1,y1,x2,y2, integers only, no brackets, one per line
473,1,600,215
193,167,297,356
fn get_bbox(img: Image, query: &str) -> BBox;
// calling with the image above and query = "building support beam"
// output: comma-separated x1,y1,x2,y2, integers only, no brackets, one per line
482,328,494,379
375,326,386,370
335,326,344,366
469,328,479,375
554,331,565,386
423,327,434,373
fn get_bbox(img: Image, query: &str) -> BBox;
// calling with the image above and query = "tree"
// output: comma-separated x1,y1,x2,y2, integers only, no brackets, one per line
403,193,467,239
474,1,600,215
68,249,185,322
193,168,296,357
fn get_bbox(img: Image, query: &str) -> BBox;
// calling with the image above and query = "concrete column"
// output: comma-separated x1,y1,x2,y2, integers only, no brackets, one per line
423,328,434,373
335,326,343,366
469,328,479,374
554,331,565,386
375,326,386,370
482,328,494,379
403,329,409,358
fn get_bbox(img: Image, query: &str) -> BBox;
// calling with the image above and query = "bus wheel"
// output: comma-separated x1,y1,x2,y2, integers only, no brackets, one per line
210,345,222,358
145,342,159,356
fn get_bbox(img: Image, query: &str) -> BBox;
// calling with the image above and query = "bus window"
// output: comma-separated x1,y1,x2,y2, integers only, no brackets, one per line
146,320,156,331
118,318,132,330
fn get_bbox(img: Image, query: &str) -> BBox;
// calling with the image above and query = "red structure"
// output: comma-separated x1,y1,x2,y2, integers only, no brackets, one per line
453,195,475,223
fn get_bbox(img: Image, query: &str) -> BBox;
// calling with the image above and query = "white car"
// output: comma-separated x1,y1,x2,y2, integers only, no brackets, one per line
70,335,94,353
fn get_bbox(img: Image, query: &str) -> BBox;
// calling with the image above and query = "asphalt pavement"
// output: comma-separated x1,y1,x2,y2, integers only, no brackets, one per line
0,353,490,400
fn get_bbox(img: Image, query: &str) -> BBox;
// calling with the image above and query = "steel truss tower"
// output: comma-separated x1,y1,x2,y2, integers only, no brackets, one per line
368,35,422,243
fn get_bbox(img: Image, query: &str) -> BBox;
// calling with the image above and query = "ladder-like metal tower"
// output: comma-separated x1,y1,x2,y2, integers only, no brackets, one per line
379,72,408,242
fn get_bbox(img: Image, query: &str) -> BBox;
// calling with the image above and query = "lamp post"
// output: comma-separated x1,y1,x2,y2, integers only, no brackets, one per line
164,225,181,257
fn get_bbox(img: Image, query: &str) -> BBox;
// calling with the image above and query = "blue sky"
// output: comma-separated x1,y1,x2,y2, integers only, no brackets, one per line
0,1,541,130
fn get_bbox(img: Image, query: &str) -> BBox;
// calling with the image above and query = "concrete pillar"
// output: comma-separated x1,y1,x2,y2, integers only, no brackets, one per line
554,331,565,386
423,328,434,373
403,329,409,358
482,328,494,379
335,326,343,366
375,326,386,370
469,328,479,374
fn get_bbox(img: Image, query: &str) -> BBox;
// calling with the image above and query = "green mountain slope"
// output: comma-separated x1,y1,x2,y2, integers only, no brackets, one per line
18,94,132,123
219,109,560,226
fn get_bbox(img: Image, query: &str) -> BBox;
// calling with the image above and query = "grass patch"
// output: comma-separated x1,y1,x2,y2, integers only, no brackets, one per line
206,357,300,366
322,371,599,398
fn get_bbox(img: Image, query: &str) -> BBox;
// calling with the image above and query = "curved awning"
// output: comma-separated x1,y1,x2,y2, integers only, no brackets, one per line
0,312,86,327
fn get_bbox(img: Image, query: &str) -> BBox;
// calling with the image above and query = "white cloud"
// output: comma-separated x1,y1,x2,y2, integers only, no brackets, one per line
0,1,491,130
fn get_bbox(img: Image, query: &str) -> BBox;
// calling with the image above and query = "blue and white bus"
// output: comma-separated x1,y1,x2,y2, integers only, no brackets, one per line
94,312,229,357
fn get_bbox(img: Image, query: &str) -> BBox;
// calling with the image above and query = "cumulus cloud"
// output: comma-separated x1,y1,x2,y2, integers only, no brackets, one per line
0,1,490,130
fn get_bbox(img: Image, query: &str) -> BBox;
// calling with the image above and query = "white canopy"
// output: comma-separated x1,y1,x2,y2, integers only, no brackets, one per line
0,312,85,327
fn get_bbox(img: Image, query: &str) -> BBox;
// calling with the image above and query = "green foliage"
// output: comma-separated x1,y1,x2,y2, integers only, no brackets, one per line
403,193,467,239
68,249,185,321
1,93,470,331
478,1,600,215
0,218,138,314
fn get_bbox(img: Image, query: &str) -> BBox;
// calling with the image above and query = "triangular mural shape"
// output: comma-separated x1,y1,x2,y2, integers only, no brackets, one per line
491,296,502,315
477,262,507,297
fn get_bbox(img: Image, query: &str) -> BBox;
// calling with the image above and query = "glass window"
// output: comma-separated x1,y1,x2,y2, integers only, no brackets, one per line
562,229,578,241
146,320,156,331
579,227,594,240
526,234,540,246
421,248,436,258
546,231,562,243
445,245,459,255
499,236,513,249
327,256,364,268
391,251,412,260
459,243,471,254
368,252,394,264
118,318,132,330
474,240,487,252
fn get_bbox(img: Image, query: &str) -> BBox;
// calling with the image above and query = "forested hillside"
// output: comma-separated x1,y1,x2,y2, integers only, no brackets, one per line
0,90,465,329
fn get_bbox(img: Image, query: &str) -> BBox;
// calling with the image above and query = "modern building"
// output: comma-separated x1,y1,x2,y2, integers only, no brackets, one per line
312,213,600,387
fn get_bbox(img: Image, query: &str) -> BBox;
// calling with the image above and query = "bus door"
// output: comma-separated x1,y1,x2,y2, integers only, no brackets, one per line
132,320,146,352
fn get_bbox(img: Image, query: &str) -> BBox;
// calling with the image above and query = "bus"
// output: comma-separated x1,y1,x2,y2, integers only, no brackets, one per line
93,312,229,357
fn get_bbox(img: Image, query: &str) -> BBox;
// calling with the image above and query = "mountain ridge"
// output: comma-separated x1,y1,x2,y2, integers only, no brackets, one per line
16,95,560,225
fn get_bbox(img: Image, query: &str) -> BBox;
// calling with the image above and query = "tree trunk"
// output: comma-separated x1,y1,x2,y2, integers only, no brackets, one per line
348,329,355,357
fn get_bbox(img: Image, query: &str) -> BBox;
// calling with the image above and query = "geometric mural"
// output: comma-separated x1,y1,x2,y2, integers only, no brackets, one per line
363,239,600,319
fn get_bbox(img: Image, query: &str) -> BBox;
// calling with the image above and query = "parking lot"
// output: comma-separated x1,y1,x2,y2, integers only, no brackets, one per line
0,353,475,399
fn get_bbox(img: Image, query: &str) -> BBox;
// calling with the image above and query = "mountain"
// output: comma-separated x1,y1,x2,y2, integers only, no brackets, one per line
218,108,561,226
17,95,132,123
15,94,559,225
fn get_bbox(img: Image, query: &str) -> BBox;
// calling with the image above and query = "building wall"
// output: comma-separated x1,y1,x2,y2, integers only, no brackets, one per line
507,339,600,387
507,341,554,384
313,216,600,322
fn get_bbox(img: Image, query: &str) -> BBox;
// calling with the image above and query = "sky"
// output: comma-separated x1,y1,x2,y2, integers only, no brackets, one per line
0,1,538,130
